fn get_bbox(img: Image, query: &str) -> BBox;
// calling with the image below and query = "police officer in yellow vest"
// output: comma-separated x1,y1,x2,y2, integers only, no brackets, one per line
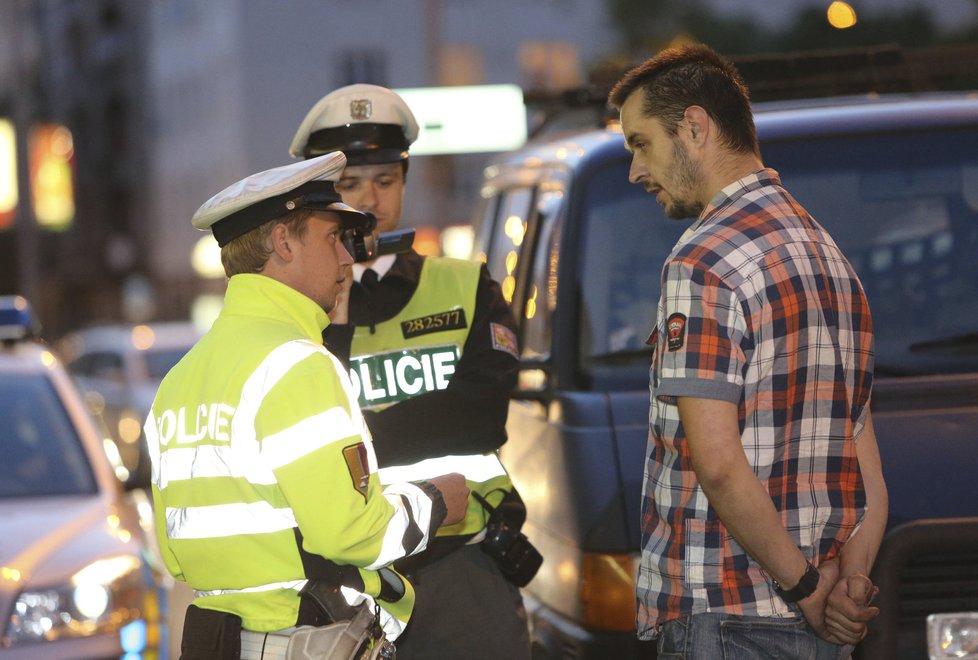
289,85,536,659
145,152,470,658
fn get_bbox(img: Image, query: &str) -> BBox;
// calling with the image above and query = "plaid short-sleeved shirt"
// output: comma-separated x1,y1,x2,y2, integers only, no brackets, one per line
636,169,875,638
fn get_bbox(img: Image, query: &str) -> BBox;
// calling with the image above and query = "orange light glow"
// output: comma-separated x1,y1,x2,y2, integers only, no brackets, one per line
827,1,857,28
131,325,156,350
29,123,75,230
412,226,442,257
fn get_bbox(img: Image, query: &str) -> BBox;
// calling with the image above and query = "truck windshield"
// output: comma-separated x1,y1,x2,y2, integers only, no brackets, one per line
578,127,978,387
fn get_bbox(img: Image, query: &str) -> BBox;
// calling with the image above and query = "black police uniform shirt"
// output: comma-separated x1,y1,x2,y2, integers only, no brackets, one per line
324,249,519,468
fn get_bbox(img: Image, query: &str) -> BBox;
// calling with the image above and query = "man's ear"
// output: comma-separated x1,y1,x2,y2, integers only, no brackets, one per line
682,105,710,147
268,223,294,263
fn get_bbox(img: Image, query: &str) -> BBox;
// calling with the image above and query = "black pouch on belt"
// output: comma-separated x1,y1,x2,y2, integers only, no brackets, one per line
180,603,242,660
474,489,543,588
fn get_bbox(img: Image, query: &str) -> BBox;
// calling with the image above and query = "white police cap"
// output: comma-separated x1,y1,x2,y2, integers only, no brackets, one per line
289,84,420,164
192,151,370,247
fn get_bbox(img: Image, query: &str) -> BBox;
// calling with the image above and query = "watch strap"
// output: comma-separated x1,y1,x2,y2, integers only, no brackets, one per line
774,561,820,603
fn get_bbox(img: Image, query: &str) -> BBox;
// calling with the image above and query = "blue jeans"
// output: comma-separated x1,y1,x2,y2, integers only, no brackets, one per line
656,613,847,660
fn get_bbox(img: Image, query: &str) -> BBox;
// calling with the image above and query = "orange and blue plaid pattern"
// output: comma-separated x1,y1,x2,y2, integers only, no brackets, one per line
637,169,875,638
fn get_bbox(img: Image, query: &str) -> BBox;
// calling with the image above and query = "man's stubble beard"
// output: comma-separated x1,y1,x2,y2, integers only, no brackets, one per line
663,139,705,221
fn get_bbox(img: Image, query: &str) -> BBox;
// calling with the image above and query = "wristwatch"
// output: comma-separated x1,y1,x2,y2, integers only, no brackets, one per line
774,561,820,602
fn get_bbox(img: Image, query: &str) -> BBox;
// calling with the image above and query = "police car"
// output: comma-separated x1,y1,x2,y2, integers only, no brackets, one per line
473,48,978,659
0,297,168,658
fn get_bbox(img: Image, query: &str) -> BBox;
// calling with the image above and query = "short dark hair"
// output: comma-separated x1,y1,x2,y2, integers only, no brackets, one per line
608,43,759,156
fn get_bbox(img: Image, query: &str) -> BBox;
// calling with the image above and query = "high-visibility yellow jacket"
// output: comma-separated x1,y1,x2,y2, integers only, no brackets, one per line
348,257,515,539
145,274,441,638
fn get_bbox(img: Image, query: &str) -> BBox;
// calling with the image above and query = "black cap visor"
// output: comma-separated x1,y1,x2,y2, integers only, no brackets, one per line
304,123,410,164
211,180,373,247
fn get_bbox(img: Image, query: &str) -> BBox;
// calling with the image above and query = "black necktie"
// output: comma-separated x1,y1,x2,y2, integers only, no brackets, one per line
360,268,379,293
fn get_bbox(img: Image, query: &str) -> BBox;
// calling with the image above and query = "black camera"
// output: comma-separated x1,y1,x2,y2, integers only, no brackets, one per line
342,212,416,263
481,519,543,588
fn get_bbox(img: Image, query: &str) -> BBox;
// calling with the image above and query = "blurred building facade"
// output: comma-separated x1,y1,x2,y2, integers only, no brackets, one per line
1,0,617,336
704,0,976,29
1,0,150,337
8,0,971,336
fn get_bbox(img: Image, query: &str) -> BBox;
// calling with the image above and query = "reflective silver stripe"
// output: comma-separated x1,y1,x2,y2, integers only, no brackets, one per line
228,339,328,454
158,444,271,489
195,579,307,598
155,405,365,488
262,406,358,471
368,482,435,569
166,500,297,540
151,339,328,492
155,340,348,541
376,453,507,485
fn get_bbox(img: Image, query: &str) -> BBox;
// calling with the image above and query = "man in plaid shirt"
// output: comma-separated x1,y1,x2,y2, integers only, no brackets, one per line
609,44,889,658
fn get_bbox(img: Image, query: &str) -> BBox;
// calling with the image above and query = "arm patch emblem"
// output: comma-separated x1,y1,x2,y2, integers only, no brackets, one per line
490,322,519,359
343,442,370,501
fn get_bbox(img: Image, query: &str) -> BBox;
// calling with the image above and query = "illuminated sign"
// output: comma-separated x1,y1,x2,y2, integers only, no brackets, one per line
394,85,527,155
30,123,75,231
0,119,16,230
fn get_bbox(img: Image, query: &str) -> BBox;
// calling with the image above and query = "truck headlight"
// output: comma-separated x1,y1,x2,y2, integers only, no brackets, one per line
928,612,978,659
5,556,152,646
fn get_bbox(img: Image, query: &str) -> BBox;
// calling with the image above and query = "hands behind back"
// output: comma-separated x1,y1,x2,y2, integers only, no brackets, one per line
824,572,880,645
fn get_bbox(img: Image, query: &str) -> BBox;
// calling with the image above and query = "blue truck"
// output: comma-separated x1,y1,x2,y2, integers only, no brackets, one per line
472,47,978,659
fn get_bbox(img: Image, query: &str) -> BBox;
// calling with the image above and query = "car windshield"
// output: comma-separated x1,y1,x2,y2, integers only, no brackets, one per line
578,125,978,385
578,160,682,387
0,373,98,498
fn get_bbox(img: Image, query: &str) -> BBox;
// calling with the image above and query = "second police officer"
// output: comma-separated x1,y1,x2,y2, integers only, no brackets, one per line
289,84,535,659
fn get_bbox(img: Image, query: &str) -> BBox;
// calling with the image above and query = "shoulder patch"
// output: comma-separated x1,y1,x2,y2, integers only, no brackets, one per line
342,443,370,501
666,313,687,352
490,322,519,359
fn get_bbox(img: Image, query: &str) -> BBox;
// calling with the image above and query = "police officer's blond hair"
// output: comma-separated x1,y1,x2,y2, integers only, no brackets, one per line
221,209,313,277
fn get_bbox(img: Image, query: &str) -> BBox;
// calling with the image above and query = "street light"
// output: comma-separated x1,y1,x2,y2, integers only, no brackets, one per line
827,1,858,29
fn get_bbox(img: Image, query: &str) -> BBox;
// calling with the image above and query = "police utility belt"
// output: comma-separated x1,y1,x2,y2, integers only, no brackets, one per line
180,581,394,660
239,599,395,660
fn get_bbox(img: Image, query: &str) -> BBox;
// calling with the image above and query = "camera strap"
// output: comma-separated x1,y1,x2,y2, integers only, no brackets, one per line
472,490,543,587
471,489,504,519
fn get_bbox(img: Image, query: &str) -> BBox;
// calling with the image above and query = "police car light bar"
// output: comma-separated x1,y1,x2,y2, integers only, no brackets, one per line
0,295,38,341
